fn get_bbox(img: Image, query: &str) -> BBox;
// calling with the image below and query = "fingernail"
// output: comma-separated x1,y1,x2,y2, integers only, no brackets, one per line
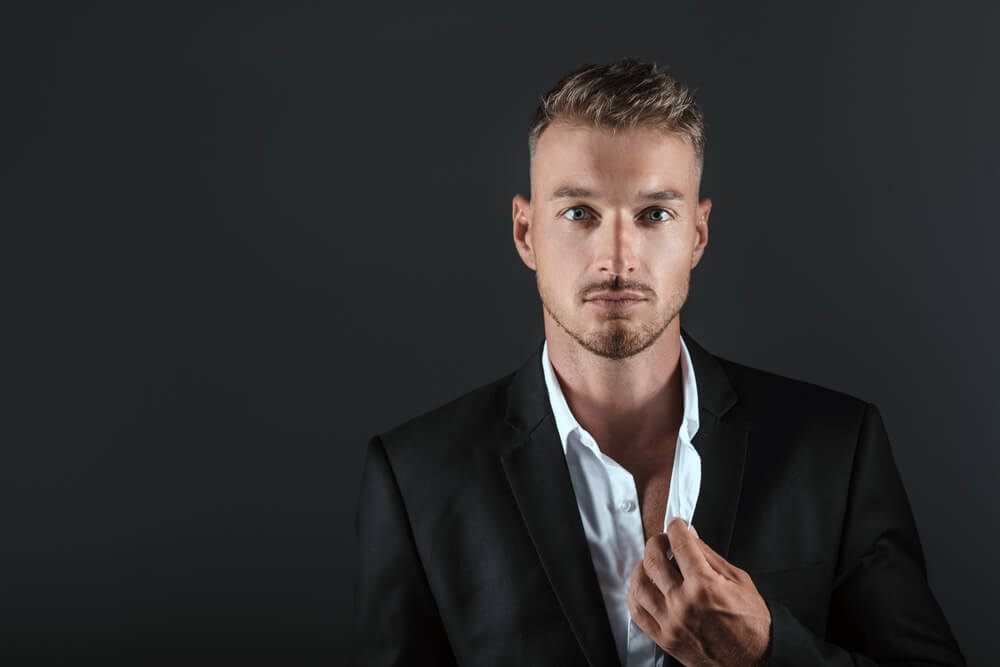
691,524,699,538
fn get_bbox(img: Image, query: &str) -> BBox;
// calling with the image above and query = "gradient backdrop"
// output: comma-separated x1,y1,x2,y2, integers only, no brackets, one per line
9,2,998,665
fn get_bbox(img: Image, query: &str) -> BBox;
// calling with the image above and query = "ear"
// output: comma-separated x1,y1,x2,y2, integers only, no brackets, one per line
691,197,711,270
512,194,536,271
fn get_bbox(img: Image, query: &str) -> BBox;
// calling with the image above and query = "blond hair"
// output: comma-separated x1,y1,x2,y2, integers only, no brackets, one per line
528,57,705,171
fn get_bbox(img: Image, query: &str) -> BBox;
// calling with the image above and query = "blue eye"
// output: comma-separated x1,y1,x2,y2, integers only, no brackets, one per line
647,208,673,222
561,207,674,223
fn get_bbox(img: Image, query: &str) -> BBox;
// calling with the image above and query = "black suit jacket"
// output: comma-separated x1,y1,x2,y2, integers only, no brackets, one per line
354,328,965,666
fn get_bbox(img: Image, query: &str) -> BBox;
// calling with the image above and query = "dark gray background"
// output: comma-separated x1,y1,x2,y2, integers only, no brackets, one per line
9,2,997,665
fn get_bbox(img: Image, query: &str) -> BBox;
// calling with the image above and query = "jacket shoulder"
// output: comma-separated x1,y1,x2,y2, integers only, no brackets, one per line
375,370,516,457
716,354,871,426
365,370,524,520
709,355,878,482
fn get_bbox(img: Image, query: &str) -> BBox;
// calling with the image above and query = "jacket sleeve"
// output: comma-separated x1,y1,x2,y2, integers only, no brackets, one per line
354,435,457,666
764,402,966,666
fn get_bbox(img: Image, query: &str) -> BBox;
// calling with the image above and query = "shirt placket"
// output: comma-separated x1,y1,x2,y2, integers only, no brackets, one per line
598,447,655,667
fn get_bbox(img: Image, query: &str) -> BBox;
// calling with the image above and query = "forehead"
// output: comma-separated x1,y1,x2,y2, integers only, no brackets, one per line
532,122,698,196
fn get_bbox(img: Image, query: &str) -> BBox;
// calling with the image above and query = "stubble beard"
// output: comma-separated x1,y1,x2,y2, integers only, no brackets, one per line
537,273,690,360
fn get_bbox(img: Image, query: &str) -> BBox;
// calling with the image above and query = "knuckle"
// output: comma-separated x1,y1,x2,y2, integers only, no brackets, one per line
685,574,710,601
644,535,669,561
671,539,692,557
649,532,670,551
696,580,717,604
643,547,663,572
664,586,683,610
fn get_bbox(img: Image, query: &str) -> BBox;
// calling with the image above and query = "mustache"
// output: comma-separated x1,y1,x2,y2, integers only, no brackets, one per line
579,275,655,299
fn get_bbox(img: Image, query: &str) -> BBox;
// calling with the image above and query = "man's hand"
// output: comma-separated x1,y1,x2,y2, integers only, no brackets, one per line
626,517,772,667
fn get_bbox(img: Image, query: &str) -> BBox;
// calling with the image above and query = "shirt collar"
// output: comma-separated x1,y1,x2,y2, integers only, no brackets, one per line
541,335,701,455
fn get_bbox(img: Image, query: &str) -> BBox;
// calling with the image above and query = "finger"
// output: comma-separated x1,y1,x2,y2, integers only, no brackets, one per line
628,595,661,637
643,533,683,594
666,517,712,580
629,558,667,616
627,561,662,635
694,534,745,583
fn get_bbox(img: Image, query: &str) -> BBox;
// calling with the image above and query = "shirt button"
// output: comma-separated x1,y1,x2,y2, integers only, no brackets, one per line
619,499,637,512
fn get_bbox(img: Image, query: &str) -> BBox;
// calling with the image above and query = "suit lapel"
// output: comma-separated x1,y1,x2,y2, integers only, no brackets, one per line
681,328,750,561
500,328,748,667
501,417,621,667
689,417,749,559
500,340,620,667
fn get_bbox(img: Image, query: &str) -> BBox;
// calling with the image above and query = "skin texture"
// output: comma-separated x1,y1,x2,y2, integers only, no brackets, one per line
511,121,771,665
628,519,771,667
512,121,709,460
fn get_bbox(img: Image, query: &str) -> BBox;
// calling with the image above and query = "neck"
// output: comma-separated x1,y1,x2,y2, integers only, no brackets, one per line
544,314,685,456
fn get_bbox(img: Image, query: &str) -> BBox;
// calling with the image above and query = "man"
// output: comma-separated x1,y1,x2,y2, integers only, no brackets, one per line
354,58,965,666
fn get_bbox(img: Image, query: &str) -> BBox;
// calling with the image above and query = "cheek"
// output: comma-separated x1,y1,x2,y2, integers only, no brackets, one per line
654,263,692,294
537,262,573,301
649,236,693,270
537,235,585,280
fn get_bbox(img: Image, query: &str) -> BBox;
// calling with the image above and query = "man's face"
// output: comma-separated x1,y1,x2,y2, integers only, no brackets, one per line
512,121,711,359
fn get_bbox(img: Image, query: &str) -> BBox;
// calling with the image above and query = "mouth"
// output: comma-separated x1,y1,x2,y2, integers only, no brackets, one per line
584,294,647,311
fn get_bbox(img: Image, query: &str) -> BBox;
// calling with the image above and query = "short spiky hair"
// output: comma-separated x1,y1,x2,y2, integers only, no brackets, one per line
528,57,705,172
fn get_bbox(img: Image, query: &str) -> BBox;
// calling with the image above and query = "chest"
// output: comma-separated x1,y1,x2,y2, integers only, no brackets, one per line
636,465,672,543
613,444,675,544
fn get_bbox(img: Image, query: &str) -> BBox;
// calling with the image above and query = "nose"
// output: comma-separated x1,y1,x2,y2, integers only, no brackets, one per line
596,211,638,276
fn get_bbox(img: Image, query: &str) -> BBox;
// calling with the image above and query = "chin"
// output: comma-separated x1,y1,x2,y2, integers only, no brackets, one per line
575,324,651,359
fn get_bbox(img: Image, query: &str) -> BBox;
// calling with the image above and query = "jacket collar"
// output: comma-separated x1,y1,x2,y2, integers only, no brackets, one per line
503,325,738,437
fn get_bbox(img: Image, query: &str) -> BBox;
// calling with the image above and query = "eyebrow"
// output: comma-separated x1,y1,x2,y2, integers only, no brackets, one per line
548,186,685,202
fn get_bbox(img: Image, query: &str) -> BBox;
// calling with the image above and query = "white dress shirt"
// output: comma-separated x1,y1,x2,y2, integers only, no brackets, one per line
541,337,702,667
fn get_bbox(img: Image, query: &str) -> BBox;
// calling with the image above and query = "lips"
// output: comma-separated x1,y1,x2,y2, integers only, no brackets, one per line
585,293,647,311
585,292,647,302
